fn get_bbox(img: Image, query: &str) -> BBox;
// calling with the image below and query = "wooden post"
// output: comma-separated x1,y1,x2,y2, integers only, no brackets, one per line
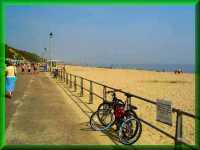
74,76,77,91
89,81,93,104
103,86,107,101
175,110,183,145
80,77,83,96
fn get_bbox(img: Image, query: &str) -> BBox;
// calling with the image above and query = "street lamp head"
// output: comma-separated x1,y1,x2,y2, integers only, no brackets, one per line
49,32,53,38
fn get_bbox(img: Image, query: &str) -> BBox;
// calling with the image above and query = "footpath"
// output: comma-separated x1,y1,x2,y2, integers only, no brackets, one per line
6,71,115,144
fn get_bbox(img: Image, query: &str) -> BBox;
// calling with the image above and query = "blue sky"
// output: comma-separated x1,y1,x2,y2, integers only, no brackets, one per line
6,6,195,65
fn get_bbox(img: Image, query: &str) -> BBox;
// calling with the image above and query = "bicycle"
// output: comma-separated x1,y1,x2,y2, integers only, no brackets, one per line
90,89,124,131
98,90,138,127
90,90,142,144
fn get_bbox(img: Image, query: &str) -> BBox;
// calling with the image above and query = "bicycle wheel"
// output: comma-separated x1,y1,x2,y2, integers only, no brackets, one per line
97,102,115,126
118,117,142,145
97,100,124,126
124,109,138,119
90,109,115,131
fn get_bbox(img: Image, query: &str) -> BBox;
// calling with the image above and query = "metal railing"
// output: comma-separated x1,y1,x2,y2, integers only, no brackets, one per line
55,69,198,147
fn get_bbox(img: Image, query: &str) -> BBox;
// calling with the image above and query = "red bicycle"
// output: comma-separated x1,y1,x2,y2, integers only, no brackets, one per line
90,90,142,144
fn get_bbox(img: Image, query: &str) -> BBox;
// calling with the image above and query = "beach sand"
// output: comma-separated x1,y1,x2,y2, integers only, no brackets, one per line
64,65,195,145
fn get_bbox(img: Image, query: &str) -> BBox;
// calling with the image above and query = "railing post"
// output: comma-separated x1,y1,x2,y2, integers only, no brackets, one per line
175,110,183,146
72,75,74,88
63,71,65,82
103,86,107,101
74,76,77,91
66,73,68,84
61,70,63,81
125,95,132,110
69,74,72,88
56,69,58,79
60,69,62,80
57,69,61,80
89,81,93,104
128,97,131,110
61,70,64,81
80,77,83,96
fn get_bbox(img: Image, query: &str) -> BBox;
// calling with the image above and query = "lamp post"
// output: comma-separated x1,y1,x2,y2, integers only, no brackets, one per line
44,48,47,62
49,32,53,72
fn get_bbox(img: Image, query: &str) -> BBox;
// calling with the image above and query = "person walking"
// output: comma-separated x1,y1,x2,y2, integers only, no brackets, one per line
5,61,17,98
21,63,25,73
27,64,31,73
33,63,37,74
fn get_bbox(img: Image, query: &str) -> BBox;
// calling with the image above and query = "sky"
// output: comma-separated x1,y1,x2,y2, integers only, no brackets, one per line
6,6,195,65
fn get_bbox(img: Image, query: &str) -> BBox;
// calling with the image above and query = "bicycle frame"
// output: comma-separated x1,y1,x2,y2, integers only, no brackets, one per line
101,91,138,127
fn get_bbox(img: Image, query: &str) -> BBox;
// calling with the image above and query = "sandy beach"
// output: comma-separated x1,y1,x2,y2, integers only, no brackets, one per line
64,65,195,145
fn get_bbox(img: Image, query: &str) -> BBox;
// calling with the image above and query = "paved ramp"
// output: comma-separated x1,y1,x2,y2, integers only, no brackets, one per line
6,72,115,144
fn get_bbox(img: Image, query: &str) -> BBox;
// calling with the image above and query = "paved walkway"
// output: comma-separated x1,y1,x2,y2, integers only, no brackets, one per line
6,71,115,144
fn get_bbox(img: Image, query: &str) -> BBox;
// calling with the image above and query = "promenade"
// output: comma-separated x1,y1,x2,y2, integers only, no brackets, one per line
5,68,196,146
6,71,115,144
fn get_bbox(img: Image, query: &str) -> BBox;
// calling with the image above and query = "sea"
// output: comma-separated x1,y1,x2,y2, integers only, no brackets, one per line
82,64,195,74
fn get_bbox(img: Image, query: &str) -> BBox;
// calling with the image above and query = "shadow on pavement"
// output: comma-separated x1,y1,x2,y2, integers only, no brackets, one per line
56,80,119,145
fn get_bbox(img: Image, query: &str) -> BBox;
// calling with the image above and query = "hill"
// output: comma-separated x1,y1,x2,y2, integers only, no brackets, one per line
5,44,42,62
